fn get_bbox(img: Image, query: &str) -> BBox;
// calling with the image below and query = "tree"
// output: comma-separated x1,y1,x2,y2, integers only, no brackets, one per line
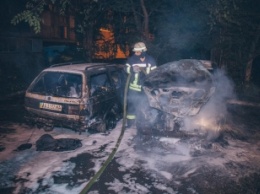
13,0,260,78
11,0,105,62
208,0,260,84
11,0,162,61
104,0,173,59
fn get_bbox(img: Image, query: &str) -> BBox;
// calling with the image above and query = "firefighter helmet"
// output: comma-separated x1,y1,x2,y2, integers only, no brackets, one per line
132,42,147,52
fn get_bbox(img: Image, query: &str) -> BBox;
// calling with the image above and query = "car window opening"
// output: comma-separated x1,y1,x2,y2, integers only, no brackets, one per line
29,72,82,98
90,72,111,96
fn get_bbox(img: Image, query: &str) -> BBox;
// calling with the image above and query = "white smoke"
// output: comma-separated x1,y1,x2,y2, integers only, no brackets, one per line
183,68,236,140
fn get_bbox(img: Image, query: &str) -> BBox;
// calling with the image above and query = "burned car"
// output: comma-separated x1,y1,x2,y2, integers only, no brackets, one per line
24,62,125,132
136,59,216,136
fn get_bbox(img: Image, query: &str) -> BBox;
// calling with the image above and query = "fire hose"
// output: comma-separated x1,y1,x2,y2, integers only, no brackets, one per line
79,72,131,194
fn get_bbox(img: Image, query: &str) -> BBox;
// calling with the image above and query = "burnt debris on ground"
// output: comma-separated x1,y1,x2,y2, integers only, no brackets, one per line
36,134,82,151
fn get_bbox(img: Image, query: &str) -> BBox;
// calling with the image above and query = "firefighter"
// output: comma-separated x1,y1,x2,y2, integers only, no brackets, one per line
125,42,157,128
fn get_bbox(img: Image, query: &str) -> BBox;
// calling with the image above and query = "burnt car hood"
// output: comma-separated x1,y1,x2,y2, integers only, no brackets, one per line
143,59,215,117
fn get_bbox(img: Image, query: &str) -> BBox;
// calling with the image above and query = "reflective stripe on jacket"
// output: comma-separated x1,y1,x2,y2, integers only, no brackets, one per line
125,54,157,92
126,114,136,119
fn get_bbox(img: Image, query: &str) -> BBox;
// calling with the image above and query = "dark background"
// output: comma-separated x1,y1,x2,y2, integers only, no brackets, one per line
0,0,259,97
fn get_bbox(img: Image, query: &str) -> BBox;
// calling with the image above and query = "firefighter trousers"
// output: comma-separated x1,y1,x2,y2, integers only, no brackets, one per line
126,88,144,127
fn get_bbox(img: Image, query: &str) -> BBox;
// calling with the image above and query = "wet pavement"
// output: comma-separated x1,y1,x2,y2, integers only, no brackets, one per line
0,94,260,194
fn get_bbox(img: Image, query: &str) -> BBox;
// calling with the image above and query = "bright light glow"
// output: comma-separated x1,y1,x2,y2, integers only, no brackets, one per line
193,117,220,132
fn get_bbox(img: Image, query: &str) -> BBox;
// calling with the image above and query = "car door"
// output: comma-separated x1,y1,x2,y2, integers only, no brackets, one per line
108,66,126,107
87,69,116,118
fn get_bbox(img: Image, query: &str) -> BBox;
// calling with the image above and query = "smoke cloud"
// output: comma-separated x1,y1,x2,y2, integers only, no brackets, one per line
183,68,236,140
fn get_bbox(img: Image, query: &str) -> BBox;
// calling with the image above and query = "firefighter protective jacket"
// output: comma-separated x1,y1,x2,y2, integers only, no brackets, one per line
125,54,157,92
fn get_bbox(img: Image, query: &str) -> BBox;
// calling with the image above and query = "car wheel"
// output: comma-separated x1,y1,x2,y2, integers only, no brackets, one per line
43,125,54,132
107,116,117,129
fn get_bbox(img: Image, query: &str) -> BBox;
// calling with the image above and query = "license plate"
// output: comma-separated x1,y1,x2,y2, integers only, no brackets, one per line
39,102,62,112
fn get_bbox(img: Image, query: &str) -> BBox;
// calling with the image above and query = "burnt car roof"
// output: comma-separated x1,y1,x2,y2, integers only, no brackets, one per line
144,59,213,88
44,62,123,73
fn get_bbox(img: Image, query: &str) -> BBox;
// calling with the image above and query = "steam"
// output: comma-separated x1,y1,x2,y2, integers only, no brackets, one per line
133,68,236,178
183,68,236,140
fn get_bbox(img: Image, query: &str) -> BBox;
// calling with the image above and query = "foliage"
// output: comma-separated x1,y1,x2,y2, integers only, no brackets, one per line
9,0,260,84
10,0,187,62
12,11,41,33
11,0,73,33
207,0,260,83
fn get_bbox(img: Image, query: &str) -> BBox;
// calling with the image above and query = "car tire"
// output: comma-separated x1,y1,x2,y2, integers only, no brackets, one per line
43,125,54,132
107,116,117,129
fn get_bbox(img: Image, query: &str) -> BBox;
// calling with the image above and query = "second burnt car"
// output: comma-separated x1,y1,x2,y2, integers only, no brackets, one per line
24,62,125,133
136,59,217,136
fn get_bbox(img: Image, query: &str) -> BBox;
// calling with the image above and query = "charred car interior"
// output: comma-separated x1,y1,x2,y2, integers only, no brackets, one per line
24,62,125,133
136,59,216,136
28,72,83,98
